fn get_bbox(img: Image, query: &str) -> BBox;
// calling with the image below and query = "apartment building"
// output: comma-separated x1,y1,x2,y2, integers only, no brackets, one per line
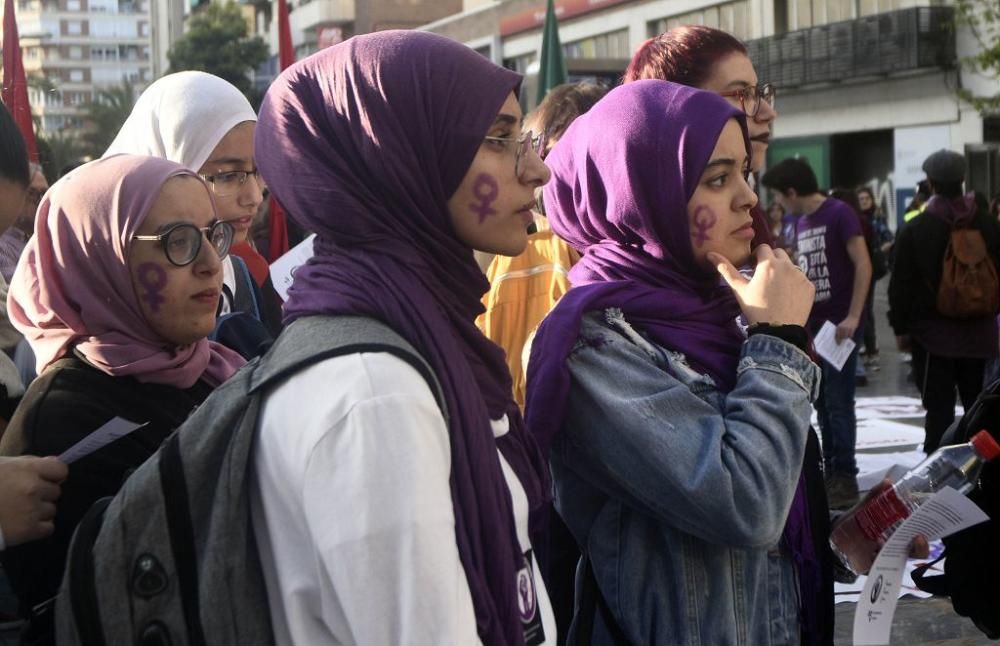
5,0,167,133
420,0,995,227
249,0,462,91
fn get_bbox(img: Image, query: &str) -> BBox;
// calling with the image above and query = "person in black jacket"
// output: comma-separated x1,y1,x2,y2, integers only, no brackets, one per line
888,149,1000,454
0,155,245,643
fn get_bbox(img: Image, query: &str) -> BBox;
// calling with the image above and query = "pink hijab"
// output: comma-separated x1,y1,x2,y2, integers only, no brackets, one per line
7,155,245,389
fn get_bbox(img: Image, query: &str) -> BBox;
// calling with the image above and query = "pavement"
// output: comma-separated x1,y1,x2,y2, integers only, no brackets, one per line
831,278,996,645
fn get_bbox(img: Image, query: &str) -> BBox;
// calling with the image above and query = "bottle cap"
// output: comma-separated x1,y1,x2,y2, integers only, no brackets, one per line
971,430,1000,461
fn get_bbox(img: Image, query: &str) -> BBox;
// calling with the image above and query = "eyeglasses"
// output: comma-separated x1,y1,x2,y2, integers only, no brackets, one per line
133,220,235,267
718,83,776,118
482,130,547,178
200,169,264,198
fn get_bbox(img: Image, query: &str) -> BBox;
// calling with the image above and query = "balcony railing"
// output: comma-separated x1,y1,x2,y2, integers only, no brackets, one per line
746,6,955,90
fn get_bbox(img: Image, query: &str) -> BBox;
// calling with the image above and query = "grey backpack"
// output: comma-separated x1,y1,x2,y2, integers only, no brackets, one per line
56,315,445,646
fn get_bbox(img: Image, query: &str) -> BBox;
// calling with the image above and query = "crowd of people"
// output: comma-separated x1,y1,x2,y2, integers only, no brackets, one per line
0,23,995,646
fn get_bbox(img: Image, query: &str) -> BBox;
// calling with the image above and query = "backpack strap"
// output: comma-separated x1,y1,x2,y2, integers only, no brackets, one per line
152,315,448,646
248,315,448,422
230,256,262,320
159,432,208,646
67,497,112,646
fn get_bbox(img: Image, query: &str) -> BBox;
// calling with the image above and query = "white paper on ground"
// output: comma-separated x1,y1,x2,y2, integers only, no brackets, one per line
269,234,316,301
58,417,147,464
852,488,989,645
854,396,962,421
855,418,926,450
813,320,856,371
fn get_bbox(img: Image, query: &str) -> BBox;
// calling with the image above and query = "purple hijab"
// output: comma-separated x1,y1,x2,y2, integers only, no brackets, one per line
254,31,548,645
525,81,821,643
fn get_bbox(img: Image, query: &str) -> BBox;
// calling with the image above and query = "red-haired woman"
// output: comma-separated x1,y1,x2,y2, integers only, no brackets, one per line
625,26,777,246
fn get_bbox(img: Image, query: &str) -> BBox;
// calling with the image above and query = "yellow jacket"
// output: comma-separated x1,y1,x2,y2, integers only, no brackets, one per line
478,224,579,409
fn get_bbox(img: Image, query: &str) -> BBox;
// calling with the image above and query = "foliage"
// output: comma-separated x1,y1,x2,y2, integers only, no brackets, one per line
955,0,1000,114
167,3,268,102
36,130,87,182
81,81,136,158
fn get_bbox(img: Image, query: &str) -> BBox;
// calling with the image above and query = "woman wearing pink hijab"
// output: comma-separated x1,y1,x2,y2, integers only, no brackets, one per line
0,154,245,639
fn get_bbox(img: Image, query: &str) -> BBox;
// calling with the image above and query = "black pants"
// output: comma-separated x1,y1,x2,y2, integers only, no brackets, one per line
911,342,985,454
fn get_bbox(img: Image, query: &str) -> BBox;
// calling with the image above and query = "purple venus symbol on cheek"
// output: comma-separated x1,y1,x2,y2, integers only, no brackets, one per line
691,205,718,248
469,173,500,224
137,262,168,313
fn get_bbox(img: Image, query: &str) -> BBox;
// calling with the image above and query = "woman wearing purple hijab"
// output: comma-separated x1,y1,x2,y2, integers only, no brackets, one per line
250,32,554,645
525,81,824,644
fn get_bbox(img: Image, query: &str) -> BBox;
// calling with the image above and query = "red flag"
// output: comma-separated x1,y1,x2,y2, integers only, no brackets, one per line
266,0,294,262
277,0,293,71
2,0,39,162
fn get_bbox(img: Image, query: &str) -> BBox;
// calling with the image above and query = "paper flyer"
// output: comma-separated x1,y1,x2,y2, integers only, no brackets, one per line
59,417,147,465
813,320,856,371
269,234,316,301
852,487,989,645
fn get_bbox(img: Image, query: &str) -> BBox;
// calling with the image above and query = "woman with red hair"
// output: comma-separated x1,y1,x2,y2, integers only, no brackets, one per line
625,26,777,245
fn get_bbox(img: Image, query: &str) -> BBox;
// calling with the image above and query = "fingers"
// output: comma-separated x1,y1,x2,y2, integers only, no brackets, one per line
754,243,776,262
707,252,748,292
33,456,69,483
910,534,930,560
36,501,57,523
35,480,62,503
28,520,55,542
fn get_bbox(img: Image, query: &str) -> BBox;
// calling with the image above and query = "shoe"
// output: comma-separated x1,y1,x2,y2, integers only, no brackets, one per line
825,473,860,510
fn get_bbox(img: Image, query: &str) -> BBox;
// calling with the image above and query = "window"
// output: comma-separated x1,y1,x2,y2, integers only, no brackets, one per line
69,46,83,59
503,52,536,75
649,1,751,41
563,29,630,59
69,69,84,82
66,0,80,9
65,20,82,34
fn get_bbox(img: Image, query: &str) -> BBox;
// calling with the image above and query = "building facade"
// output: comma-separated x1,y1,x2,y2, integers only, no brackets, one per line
250,0,462,92
6,0,184,133
421,0,995,228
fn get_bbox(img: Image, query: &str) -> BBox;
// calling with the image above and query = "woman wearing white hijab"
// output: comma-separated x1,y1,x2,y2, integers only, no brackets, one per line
106,71,282,346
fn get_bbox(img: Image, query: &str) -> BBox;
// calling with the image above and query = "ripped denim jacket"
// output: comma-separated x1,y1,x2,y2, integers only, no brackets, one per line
552,309,820,646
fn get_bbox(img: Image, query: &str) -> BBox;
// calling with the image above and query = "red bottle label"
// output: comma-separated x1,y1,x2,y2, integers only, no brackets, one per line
854,487,912,542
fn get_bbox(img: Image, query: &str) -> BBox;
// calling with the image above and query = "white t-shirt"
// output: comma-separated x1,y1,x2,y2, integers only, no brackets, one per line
250,351,555,646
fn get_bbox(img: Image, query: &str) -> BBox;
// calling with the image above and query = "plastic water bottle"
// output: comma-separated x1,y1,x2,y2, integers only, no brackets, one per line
830,430,1000,575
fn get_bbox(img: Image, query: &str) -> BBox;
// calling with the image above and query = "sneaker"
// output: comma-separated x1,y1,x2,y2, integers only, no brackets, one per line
825,474,860,510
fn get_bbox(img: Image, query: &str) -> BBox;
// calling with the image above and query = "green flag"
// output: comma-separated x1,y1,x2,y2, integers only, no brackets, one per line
537,0,567,100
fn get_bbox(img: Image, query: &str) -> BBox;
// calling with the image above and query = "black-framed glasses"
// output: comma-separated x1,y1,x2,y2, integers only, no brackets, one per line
483,130,547,178
133,220,235,266
200,169,264,198
718,83,776,118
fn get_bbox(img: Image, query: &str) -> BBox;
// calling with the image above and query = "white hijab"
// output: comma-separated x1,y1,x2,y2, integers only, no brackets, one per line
105,71,258,312
104,71,257,170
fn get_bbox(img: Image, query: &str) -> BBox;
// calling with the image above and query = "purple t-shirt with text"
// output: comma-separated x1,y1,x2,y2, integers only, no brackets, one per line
795,198,863,333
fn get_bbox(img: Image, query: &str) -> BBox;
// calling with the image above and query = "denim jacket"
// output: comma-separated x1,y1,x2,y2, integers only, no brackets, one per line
552,309,821,646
